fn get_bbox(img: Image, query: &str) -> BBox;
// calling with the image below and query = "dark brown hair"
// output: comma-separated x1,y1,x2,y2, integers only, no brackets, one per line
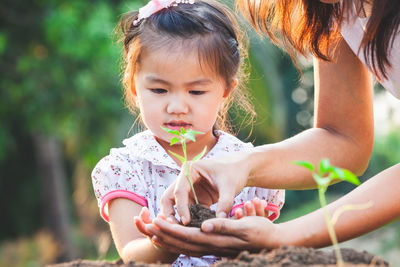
237,0,400,79
117,0,255,133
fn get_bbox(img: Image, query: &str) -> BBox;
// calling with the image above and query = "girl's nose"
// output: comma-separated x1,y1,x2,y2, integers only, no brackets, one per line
166,94,189,114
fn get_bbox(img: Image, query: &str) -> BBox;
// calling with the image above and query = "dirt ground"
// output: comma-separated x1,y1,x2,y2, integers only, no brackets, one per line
48,246,389,267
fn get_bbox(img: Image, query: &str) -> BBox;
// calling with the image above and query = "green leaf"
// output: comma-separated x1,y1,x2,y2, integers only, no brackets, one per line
161,126,180,136
168,150,185,163
293,161,314,172
184,132,196,142
330,166,345,179
190,129,204,135
180,127,186,134
329,167,360,185
170,137,180,146
319,158,330,176
192,146,207,162
338,169,360,185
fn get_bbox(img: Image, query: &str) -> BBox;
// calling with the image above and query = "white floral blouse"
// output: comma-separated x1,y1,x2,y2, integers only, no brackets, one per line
92,130,285,267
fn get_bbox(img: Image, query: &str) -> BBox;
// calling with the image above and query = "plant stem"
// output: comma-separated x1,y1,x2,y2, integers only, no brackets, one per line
318,188,344,267
182,140,199,204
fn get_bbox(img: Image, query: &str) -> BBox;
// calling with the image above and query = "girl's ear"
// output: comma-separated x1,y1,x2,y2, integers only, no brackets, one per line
223,78,238,98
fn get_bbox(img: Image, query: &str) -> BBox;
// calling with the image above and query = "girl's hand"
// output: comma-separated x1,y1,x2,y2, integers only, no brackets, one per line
134,207,173,251
134,207,154,238
160,152,252,225
234,198,269,219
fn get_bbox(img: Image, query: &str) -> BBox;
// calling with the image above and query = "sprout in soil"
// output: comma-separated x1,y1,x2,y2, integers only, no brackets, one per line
161,126,207,204
293,158,362,267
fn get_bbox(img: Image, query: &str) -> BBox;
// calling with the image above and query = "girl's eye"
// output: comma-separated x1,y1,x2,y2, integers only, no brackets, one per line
189,90,206,95
150,88,167,94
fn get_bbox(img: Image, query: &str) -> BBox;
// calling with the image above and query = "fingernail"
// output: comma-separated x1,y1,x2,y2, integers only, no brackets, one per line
217,212,227,218
202,222,213,232
181,216,187,225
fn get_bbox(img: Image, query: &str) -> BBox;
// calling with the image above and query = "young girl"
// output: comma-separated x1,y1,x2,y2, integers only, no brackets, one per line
91,0,284,265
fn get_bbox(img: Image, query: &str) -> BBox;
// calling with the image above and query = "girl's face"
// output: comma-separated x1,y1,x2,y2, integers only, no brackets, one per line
134,47,232,147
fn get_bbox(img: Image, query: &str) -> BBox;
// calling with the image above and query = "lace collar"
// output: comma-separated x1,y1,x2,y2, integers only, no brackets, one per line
122,130,252,169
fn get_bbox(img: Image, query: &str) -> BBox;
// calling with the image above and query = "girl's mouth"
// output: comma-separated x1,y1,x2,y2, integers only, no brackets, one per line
164,121,192,131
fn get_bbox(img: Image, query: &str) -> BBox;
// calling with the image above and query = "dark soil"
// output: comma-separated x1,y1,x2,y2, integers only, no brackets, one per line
214,246,389,266
48,246,390,267
185,203,216,228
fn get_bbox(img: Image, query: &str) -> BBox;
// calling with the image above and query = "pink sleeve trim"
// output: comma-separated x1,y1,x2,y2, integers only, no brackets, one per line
229,202,280,222
100,190,148,222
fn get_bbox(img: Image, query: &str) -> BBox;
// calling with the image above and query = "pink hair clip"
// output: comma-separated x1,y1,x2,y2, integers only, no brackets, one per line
133,0,195,26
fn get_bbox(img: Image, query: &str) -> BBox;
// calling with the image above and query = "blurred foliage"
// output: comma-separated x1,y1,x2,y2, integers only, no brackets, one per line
0,0,399,265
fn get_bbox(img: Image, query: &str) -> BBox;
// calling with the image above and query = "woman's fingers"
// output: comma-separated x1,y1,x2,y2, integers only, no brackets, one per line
160,181,181,222
215,187,236,218
149,218,244,256
173,175,192,225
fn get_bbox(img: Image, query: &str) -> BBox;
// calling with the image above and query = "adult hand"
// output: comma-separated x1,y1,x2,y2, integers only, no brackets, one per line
147,215,282,257
160,152,252,225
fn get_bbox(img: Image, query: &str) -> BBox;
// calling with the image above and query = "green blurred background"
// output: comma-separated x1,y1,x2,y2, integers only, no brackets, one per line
0,0,399,266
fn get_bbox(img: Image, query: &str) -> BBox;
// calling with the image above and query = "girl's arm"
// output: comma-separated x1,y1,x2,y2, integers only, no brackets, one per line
163,36,375,221
108,198,179,264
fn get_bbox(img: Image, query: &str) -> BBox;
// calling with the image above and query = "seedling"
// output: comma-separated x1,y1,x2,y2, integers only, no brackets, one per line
294,159,361,267
161,126,207,204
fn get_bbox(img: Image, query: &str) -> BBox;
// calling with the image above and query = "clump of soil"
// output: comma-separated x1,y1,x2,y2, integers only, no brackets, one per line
214,246,389,267
185,203,216,228
48,246,389,267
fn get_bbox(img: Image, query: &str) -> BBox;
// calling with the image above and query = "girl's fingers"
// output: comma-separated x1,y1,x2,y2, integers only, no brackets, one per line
139,207,152,224
158,213,179,224
134,216,152,237
235,208,244,219
252,198,266,217
244,201,256,216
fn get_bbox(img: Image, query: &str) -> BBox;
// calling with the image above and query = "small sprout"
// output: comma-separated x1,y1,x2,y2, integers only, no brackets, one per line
294,159,361,267
161,126,207,204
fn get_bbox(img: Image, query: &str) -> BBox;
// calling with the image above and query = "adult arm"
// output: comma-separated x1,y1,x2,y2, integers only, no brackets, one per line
162,37,375,221
148,163,400,256
108,198,178,263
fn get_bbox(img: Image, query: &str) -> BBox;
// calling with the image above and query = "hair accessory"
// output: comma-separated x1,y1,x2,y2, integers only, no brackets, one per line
133,0,195,26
